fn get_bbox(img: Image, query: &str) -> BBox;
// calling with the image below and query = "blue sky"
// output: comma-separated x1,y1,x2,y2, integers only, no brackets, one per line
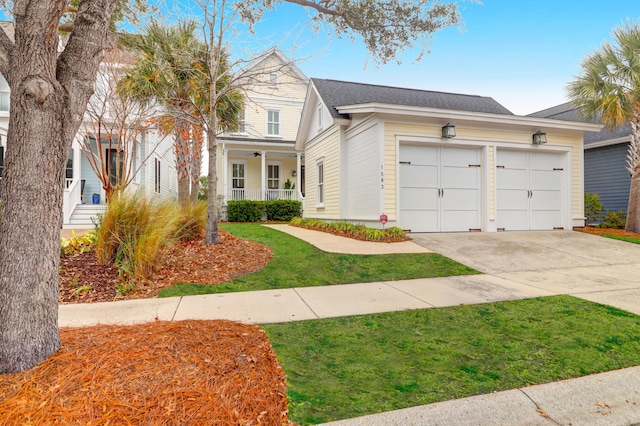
2,1,637,115
238,0,638,115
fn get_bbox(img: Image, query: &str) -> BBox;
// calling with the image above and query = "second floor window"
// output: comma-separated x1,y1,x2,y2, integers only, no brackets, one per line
267,109,281,136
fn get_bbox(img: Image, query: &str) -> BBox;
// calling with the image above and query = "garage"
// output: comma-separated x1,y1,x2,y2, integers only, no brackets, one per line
399,144,481,232
496,149,564,231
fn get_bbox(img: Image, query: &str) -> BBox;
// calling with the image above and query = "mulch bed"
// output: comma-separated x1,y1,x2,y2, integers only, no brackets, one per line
0,320,292,425
574,226,640,239
59,229,273,304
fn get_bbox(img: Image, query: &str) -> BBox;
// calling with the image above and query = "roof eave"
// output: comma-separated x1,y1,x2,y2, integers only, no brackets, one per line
336,103,604,133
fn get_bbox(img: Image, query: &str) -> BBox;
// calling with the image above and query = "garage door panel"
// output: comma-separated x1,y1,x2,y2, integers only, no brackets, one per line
498,150,528,169
400,145,438,165
530,152,563,169
531,190,562,211
496,169,528,190
442,188,479,211
441,166,479,188
400,164,438,188
400,187,438,210
401,210,439,232
441,211,480,232
530,211,562,230
497,189,528,210
530,170,562,191
441,147,479,166
497,210,529,231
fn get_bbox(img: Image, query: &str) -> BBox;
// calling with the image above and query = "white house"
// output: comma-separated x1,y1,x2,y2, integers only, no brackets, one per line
216,48,308,206
296,79,603,232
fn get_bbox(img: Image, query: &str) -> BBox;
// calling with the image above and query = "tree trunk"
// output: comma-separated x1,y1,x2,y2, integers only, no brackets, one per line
625,117,640,233
205,126,220,244
174,121,190,205
0,0,117,373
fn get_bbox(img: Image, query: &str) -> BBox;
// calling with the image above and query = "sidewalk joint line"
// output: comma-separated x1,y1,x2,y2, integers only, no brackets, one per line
518,388,562,425
381,281,436,307
170,297,183,322
292,288,320,319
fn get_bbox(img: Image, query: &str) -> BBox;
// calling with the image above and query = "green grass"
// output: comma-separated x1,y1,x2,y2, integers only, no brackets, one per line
158,223,478,296
604,234,640,244
263,295,640,425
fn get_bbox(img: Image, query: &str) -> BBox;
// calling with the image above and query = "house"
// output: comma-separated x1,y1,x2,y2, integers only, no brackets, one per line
0,21,178,228
296,79,602,232
529,102,632,214
216,48,308,207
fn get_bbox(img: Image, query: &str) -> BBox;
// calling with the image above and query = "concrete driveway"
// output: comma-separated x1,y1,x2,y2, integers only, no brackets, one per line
411,231,640,315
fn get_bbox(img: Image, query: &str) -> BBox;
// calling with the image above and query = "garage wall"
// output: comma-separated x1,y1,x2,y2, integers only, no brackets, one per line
345,121,381,220
304,128,341,219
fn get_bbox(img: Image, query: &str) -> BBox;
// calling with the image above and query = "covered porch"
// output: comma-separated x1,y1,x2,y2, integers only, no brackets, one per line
221,145,305,204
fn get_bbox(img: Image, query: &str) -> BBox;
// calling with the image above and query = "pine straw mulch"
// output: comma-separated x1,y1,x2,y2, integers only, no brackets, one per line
0,320,292,425
574,226,640,239
59,229,273,304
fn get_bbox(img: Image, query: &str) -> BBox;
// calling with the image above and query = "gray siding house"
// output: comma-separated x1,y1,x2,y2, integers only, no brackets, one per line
530,103,631,213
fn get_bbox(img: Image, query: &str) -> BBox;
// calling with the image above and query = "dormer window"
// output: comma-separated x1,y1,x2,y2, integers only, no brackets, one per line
269,72,278,87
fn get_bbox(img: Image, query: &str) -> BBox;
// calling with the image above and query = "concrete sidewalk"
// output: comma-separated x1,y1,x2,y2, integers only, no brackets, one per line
57,226,640,425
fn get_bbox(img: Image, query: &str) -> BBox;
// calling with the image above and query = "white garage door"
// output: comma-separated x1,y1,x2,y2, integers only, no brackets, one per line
399,145,481,232
496,150,564,231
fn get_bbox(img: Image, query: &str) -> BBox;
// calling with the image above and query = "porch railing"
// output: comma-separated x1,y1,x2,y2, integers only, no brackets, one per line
227,188,301,202
62,178,82,225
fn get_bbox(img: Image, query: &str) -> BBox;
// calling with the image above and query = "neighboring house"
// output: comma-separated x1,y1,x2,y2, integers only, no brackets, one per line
530,102,632,214
296,79,602,232
217,48,308,206
0,21,178,229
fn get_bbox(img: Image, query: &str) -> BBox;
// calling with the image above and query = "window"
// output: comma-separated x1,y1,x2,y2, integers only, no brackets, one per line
317,160,324,206
267,164,280,189
269,72,278,87
154,158,161,193
232,162,245,189
317,105,323,130
237,107,246,133
66,152,73,183
267,109,281,136
0,74,9,112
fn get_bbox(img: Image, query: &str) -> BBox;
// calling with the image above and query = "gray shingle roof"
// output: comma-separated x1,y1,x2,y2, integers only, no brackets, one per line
528,102,631,145
311,78,513,119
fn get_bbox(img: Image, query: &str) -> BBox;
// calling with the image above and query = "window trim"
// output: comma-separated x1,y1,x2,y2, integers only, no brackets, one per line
266,161,281,190
266,108,282,137
231,160,246,189
316,159,324,208
269,72,278,87
154,157,161,194
317,104,323,131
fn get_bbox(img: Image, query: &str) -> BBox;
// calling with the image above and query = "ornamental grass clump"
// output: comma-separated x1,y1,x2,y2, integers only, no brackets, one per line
95,190,179,281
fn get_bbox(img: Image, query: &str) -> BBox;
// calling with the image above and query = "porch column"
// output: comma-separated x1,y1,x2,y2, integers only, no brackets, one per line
296,152,302,199
221,146,228,203
260,150,266,200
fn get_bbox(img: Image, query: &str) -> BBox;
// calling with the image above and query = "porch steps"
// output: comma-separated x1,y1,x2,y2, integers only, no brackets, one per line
64,204,106,229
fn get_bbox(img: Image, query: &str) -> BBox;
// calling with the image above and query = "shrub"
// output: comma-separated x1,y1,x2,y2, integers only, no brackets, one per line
227,200,266,222
584,193,604,225
289,218,410,242
599,210,626,229
60,230,97,257
265,200,302,221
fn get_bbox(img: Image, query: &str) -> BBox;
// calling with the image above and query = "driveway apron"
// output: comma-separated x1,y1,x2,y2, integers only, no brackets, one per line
410,231,640,315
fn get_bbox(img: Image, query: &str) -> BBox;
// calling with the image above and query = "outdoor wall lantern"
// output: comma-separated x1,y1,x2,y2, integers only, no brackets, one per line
292,170,297,177
441,123,456,138
532,130,547,145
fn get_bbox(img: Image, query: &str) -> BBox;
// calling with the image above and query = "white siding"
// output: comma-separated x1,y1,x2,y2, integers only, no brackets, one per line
345,122,380,219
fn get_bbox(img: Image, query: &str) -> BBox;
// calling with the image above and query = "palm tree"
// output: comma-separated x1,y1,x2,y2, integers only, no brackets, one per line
567,21,640,233
119,21,242,205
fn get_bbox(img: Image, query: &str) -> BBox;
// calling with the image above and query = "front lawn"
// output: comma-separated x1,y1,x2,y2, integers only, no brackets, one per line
264,295,640,425
158,224,477,297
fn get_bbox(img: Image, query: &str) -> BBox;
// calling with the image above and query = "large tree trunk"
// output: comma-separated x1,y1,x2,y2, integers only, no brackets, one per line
625,117,640,233
190,126,203,204
174,120,191,205
0,0,116,373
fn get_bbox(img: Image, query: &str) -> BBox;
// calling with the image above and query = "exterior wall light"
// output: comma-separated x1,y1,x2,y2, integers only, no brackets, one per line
442,123,456,138
532,130,547,145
